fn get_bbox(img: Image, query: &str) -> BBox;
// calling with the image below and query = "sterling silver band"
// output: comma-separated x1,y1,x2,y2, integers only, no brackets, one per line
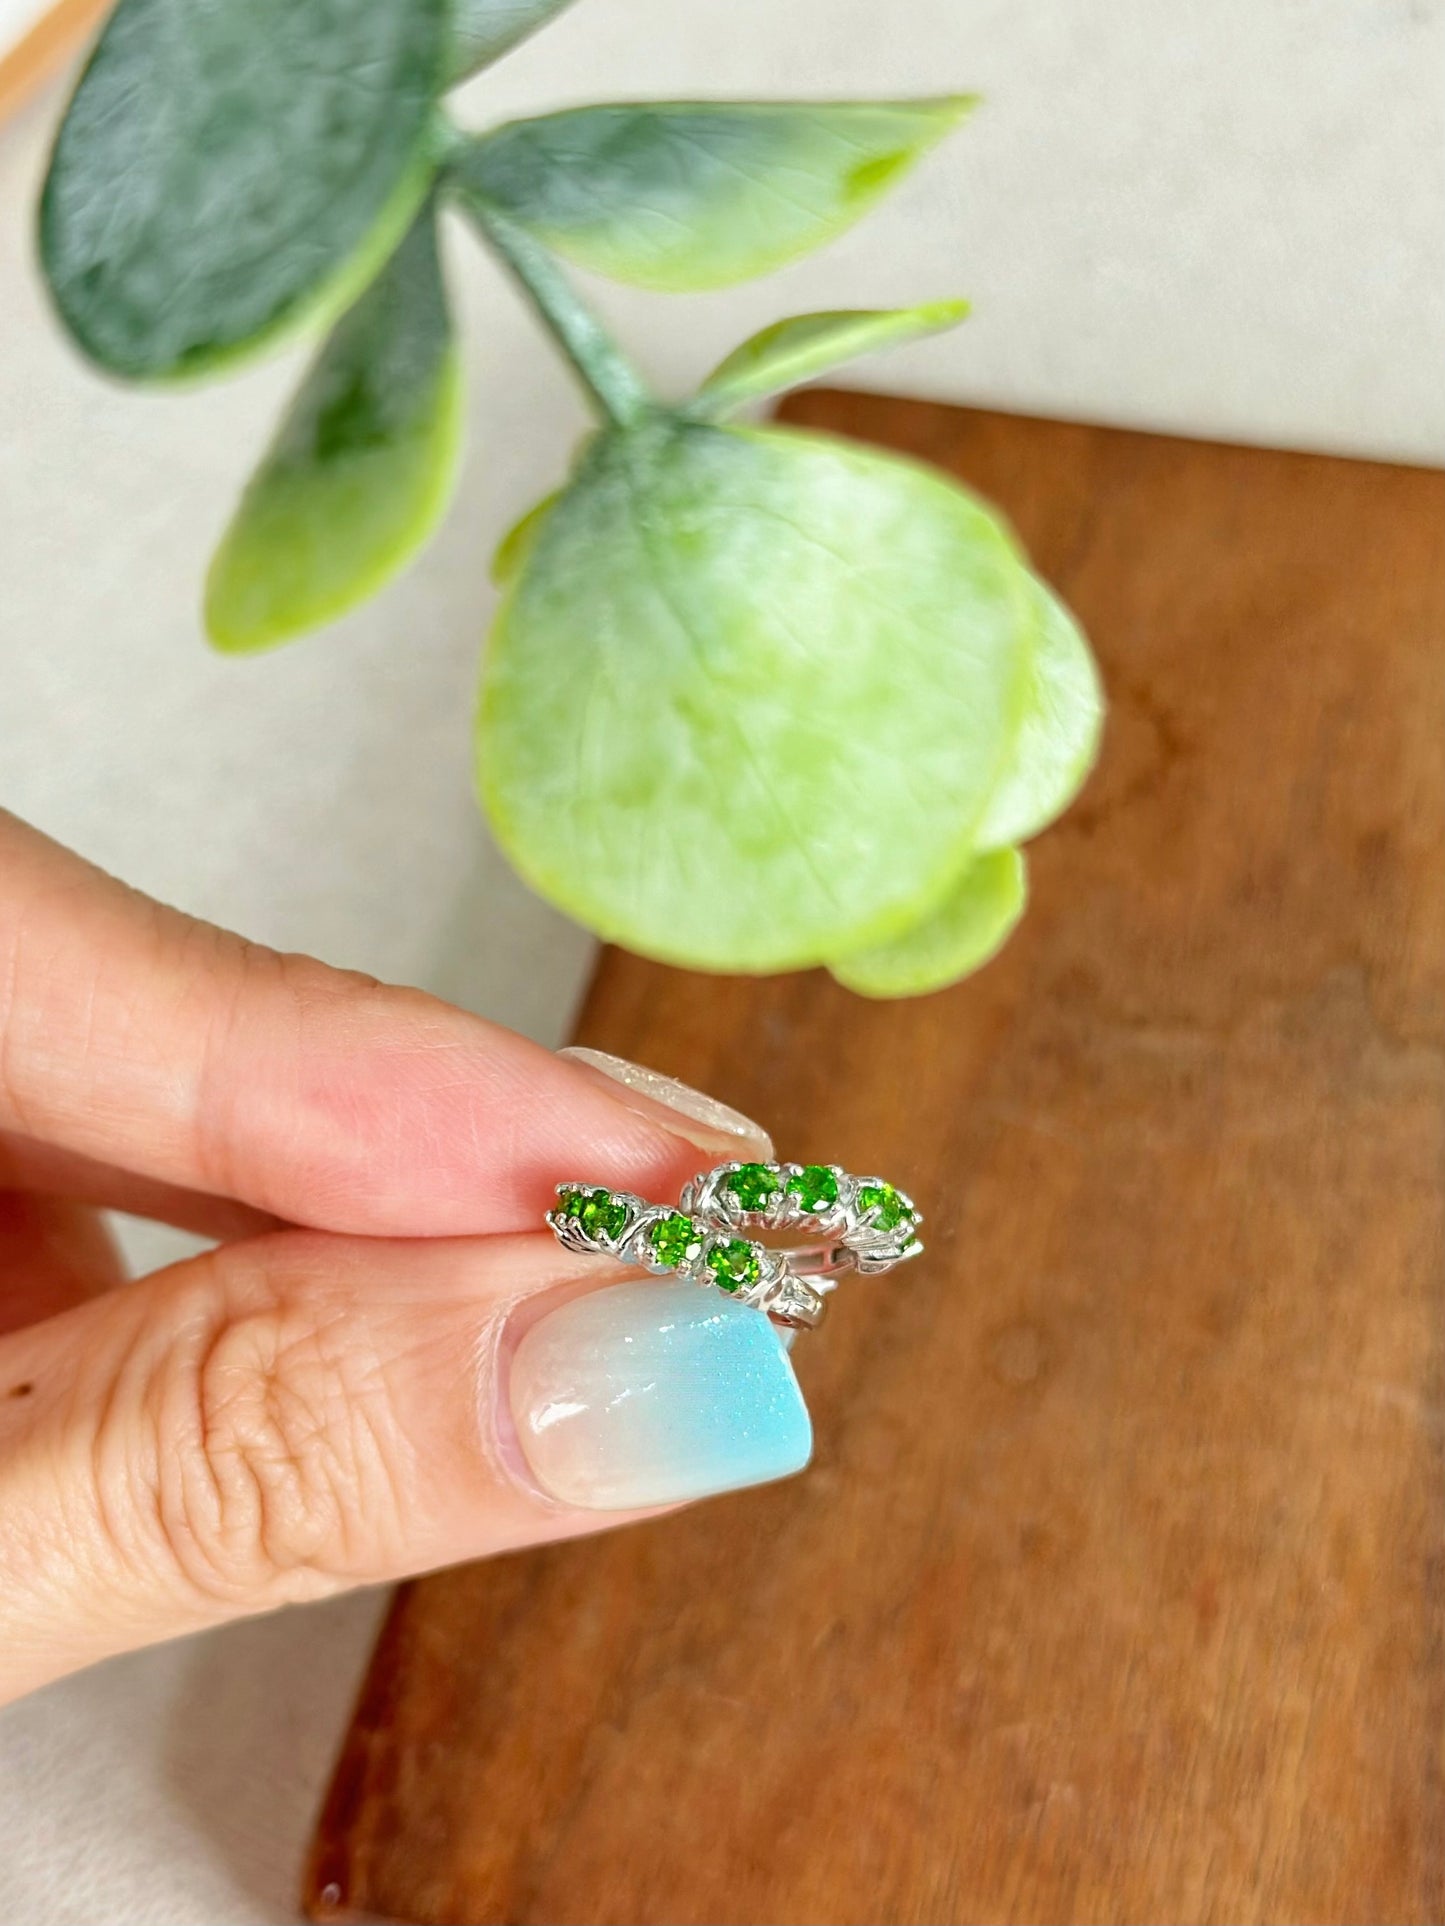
679,1161,923,1276
545,1159,922,1329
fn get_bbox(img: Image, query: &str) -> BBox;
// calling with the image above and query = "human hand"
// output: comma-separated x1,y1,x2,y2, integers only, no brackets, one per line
0,813,810,1706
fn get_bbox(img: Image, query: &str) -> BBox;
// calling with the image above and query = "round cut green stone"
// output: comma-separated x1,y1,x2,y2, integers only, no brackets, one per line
857,1181,912,1233
706,1238,763,1294
578,1188,629,1241
723,1163,781,1211
555,1187,587,1221
649,1212,699,1270
787,1164,839,1212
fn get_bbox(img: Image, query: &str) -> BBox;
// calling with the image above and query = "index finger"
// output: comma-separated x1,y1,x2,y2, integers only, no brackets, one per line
0,814,768,1235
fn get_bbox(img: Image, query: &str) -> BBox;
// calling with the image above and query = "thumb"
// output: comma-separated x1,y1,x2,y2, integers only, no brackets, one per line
0,1226,812,1702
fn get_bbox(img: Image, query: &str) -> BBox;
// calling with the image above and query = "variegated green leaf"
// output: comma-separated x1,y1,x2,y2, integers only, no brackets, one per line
478,416,1034,971
206,211,463,653
454,97,974,291
41,0,448,379
829,847,1027,997
974,575,1103,851
491,491,561,587
692,302,969,417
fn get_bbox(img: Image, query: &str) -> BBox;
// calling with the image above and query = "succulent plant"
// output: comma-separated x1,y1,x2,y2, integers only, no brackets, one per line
38,0,1102,995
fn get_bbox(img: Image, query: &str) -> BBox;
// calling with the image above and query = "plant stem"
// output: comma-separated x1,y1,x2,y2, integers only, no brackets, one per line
460,197,651,427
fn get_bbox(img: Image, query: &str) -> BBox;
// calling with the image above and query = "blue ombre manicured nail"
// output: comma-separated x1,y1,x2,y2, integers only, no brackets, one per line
509,1279,813,1510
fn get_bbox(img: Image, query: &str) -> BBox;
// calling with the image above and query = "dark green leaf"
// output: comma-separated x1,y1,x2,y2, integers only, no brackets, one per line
478,416,1034,971
829,847,1027,997
455,97,974,291
693,302,969,416
447,0,576,84
974,574,1103,850
205,211,463,653
40,0,448,379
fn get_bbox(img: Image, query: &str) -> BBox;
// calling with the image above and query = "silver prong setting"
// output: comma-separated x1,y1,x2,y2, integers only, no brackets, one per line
684,1161,923,1271
548,1159,922,1329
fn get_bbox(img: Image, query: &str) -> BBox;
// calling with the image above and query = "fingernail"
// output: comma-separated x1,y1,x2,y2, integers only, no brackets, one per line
559,1046,773,1159
509,1278,812,1510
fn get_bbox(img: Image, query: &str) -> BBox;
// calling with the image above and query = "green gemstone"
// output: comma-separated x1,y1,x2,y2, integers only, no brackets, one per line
787,1164,839,1212
723,1163,781,1211
577,1188,629,1241
857,1181,912,1233
649,1212,699,1270
555,1187,587,1221
706,1238,763,1294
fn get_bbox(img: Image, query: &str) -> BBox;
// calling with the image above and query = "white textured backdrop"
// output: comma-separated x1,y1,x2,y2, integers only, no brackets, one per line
1,1,1442,1918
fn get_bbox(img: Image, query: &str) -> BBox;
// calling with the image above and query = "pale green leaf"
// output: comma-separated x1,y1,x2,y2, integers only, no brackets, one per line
693,302,969,417
454,97,974,291
824,851,1032,1001
491,491,561,587
478,416,1035,971
828,848,1027,997
40,0,448,379
974,574,1103,850
447,0,576,84
206,211,463,653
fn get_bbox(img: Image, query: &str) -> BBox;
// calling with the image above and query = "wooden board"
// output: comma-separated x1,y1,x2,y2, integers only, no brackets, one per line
304,392,1445,1925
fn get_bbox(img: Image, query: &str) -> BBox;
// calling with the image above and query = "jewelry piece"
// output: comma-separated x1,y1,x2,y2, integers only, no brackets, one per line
545,1161,922,1329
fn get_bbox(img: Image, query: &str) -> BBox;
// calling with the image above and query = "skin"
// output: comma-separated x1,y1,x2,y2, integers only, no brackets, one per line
0,811,770,1707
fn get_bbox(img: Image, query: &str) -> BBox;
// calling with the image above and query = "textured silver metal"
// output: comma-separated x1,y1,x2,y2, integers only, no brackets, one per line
680,1161,924,1275
544,1162,922,1329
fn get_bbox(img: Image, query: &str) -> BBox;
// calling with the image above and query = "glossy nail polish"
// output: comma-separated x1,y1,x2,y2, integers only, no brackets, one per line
510,1279,812,1510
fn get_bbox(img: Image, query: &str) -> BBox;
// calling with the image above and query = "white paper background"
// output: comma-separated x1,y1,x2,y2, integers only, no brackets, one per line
1,1,1443,1918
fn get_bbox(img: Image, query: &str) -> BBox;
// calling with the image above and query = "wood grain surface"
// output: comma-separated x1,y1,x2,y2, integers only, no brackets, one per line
305,392,1445,1924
